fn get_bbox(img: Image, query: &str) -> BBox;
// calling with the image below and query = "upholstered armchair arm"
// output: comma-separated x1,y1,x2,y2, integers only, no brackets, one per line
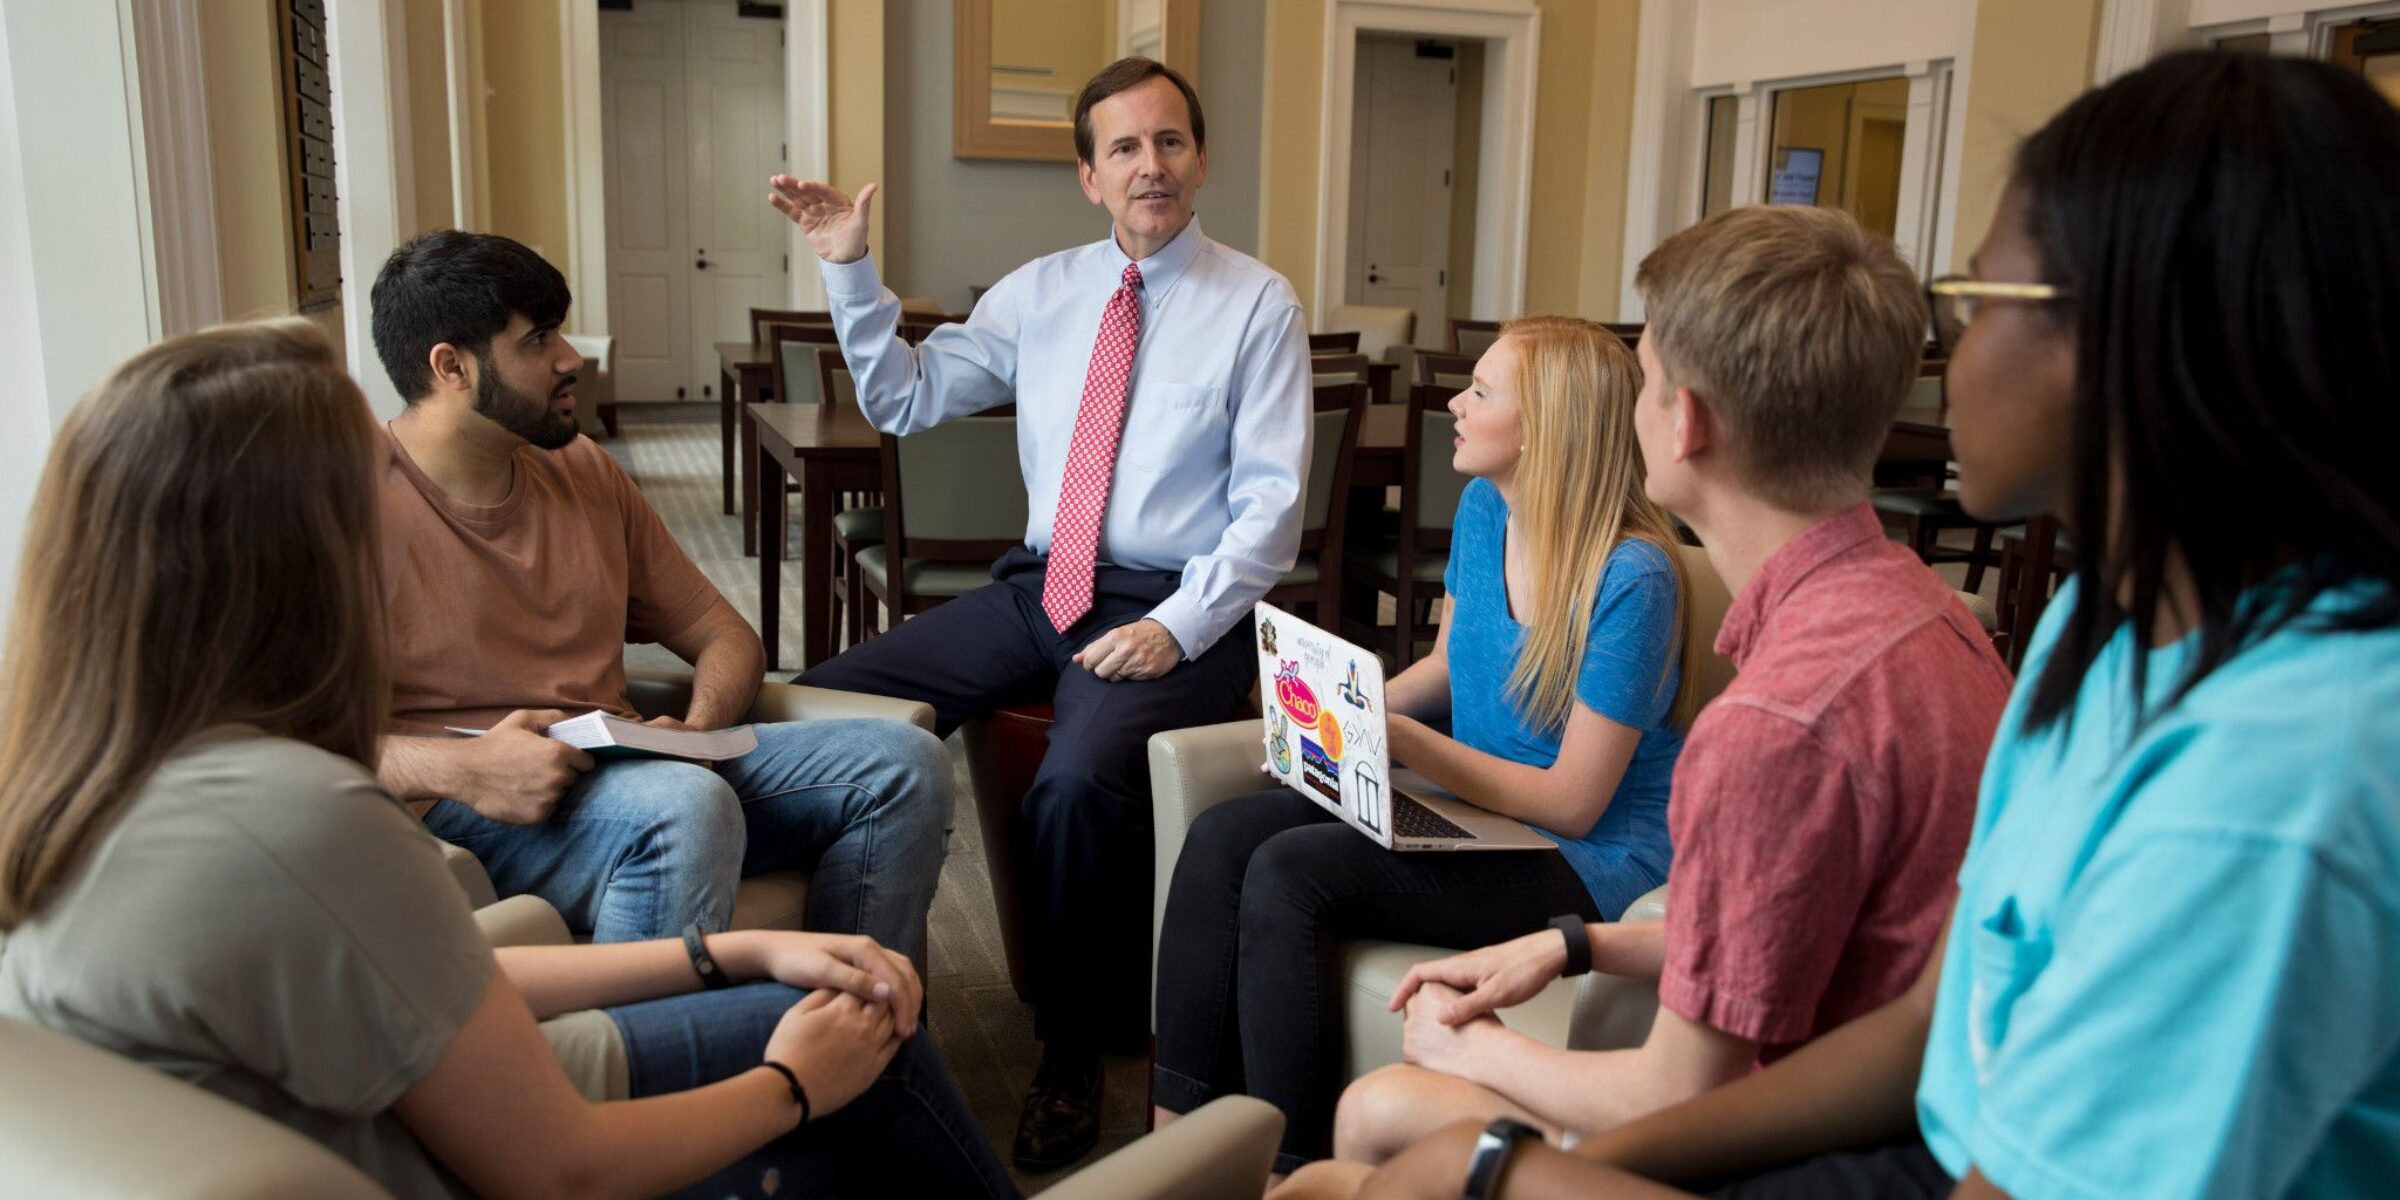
0,1017,392,1199
475,893,575,949
1148,719,1272,953
624,669,935,732
1566,884,1670,1050
1041,1096,1284,1200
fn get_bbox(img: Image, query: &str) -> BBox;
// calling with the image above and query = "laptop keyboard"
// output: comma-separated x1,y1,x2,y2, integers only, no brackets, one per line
1392,792,1477,842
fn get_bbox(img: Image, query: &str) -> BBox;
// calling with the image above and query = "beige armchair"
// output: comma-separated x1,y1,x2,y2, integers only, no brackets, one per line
439,668,938,932
2,886,1287,1199
1149,543,1738,1076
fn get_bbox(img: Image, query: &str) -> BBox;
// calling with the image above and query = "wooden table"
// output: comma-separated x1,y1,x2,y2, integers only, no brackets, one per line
749,401,1413,671
751,403,882,669
717,341,773,522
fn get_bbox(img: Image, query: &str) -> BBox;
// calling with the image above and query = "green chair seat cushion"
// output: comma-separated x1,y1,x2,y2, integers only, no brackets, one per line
833,507,885,544
853,546,994,599
1343,544,1447,585
1275,555,1322,589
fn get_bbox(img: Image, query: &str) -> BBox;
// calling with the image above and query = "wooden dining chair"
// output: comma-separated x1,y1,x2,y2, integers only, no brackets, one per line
854,416,1029,639
1265,381,1368,625
810,345,883,649
1308,330,1362,355
1344,383,1471,669
1448,317,1504,356
750,307,830,348
1601,322,1645,345
1412,350,1478,390
1311,351,1371,389
765,321,841,407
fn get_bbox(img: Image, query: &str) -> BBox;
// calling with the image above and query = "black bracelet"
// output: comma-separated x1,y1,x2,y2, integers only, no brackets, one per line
1460,1117,1543,1199
758,1060,811,1126
682,922,731,990
1548,913,1592,978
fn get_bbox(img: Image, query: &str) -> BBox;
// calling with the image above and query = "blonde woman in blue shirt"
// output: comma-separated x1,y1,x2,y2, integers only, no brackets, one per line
1154,316,1701,1180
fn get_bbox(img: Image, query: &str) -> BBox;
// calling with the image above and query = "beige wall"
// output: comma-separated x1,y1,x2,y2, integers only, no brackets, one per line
201,0,296,320
1951,0,2104,269
831,0,888,263
1257,1,1326,310
479,0,570,270
402,0,454,237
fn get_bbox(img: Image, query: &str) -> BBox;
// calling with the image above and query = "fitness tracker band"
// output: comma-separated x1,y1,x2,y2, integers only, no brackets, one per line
682,921,731,990
1548,913,1593,978
1460,1117,1545,1199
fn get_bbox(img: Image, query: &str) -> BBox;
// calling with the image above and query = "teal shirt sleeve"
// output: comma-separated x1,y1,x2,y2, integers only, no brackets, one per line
1964,802,2400,1199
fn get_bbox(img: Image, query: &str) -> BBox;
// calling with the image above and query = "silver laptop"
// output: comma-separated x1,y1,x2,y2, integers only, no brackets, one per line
1252,602,1555,852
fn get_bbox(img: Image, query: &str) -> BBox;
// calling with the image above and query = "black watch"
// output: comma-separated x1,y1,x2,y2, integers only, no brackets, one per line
682,921,731,990
1549,913,1593,977
1461,1117,1544,1199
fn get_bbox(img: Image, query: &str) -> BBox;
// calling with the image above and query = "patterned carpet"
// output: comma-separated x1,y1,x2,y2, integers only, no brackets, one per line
601,403,1151,1191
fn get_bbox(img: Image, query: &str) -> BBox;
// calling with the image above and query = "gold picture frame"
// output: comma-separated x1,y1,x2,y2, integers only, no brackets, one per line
953,0,1201,163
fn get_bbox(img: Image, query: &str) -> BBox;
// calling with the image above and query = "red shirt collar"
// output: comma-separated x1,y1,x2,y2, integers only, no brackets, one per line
1715,503,1886,667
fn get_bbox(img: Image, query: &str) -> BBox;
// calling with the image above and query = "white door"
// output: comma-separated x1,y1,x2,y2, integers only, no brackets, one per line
683,4,787,402
601,5,690,401
1347,38,1455,340
601,2,788,403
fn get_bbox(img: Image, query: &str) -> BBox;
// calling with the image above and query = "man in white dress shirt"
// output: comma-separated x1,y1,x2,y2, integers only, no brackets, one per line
771,57,1311,1170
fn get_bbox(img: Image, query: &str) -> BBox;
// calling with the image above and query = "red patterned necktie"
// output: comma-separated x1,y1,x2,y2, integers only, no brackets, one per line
1041,262,1145,633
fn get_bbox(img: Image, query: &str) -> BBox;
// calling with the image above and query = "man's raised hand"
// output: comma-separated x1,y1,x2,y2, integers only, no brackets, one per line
769,176,877,265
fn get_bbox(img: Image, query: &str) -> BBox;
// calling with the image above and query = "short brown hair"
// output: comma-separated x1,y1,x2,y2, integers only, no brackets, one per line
0,318,387,926
1073,57,1206,166
1634,205,1925,511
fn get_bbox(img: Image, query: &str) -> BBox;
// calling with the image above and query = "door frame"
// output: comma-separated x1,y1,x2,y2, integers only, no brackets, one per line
1314,0,1540,327
1685,62,1953,276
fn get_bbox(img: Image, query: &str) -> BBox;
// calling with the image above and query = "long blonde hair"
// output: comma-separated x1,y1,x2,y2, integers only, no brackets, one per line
0,318,388,928
1498,317,1700,734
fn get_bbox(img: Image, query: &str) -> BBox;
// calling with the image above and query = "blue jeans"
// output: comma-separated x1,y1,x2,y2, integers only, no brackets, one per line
426,719,950,960
608,983,1020,1199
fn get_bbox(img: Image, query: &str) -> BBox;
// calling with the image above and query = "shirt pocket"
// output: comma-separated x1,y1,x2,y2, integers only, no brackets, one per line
1119,382,1229,475
1966,896,2053,1087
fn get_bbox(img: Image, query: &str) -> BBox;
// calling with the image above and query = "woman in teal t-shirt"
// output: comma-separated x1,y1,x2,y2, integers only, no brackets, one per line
1153,316,1699,1177
1287,51,2400,1200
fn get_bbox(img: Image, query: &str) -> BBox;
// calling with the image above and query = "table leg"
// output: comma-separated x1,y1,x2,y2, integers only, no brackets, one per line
721,365,738,515
759,434,787,670
742,404,761,557
800,462,835,670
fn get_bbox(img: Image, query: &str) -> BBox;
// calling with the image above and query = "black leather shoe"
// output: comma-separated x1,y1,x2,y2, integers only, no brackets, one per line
1012,1046,1103,1171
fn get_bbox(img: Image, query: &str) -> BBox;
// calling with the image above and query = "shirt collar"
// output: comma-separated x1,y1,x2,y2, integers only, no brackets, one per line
1101,216,1206,301
1715,502,1885,666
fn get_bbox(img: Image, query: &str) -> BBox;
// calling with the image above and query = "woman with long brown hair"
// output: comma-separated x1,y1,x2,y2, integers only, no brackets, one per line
1150,316,1698,1179
0,319,1014,1199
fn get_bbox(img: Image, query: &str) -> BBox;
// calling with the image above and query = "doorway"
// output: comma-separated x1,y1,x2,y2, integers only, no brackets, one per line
600,0,789,403
1345,37,1465,341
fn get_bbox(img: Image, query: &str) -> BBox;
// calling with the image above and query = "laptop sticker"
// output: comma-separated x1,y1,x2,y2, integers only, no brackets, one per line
1347,758,1386,835
1299,737,1341,803
1269,710,1293,775
1258,617,1279,657
1338,660,1373,712
1318,709,1344,762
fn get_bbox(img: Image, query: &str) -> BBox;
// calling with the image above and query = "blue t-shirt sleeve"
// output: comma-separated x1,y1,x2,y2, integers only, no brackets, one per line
1966,805,2399,1198
1573,540,1680,730
1443,479,1496,597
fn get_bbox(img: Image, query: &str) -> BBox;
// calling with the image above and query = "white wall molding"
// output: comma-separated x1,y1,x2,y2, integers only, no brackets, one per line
1315,0,1540,325
327,0,407,415
442,0,478,228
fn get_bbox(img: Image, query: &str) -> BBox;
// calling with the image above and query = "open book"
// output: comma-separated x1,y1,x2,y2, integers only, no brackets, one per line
449,711,759,763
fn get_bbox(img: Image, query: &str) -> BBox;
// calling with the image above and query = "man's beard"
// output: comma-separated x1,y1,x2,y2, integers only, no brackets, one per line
473,352,579,450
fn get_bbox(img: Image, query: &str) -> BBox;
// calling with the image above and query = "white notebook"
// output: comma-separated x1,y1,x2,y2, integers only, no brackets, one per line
448,711,759,763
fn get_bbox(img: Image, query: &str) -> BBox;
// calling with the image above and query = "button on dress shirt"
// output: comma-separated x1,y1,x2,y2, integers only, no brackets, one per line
819,218,1312,658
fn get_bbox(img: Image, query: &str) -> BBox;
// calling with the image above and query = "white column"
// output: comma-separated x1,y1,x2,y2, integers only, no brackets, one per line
786,0,831,308
561,0,610,331
0,0,160,626
1617,0,1699,319
326,0,407,416
2094,0,2194,84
